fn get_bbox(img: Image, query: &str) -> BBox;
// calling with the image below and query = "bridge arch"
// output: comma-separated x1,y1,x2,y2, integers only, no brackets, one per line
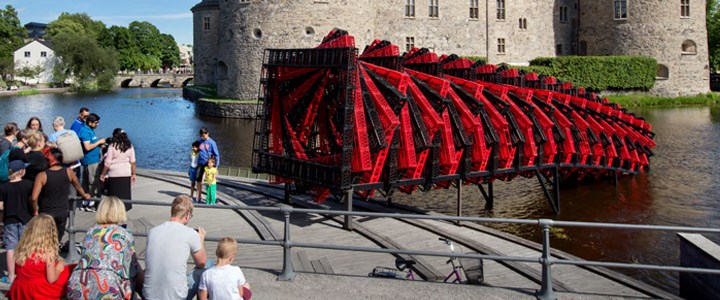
120,78,135,88
181,77,194,87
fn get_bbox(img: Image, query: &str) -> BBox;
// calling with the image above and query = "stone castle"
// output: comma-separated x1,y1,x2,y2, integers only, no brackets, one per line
191,0,709,99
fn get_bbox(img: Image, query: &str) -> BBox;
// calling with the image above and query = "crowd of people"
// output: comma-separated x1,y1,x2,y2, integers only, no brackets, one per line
0,110,246,299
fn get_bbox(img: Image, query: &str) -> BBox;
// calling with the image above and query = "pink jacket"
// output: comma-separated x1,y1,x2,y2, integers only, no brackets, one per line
104,146,136,177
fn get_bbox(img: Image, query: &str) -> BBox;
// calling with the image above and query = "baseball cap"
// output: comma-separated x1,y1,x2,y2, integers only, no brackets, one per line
9,160,30,173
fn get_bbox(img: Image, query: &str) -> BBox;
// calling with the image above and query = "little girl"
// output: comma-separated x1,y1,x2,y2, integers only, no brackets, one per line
202,157,218,204
9,214,73,299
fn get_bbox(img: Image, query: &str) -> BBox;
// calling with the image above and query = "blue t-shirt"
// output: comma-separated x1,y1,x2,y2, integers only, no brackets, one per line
48,129,75,143
78,124,101,165
70,117,84,134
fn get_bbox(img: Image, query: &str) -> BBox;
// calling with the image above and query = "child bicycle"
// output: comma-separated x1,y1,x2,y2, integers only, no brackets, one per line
369,256,417,280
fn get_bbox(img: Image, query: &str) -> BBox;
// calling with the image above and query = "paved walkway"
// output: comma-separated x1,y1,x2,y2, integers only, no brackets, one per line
0,172,677,299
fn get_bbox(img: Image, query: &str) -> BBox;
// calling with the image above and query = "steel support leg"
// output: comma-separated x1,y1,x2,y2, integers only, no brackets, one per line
343,188,354,231
478,180,494,210
553,167,561,214
456,179,463,225
284,183,292,204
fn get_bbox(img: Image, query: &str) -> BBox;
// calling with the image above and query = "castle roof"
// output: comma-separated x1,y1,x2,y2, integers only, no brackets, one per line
191,0,219,12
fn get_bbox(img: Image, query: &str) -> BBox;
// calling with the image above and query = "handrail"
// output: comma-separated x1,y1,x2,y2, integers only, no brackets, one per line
66,198,720,300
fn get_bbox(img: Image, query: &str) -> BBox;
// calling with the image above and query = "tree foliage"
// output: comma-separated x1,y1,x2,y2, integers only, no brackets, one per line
52,32,118,91
16,65,43,85
708,0,720,72
0,5,26,78
47,12,105,40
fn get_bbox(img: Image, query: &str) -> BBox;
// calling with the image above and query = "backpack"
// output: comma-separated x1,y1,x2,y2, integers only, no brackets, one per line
55,131,83,164
0,146,19,182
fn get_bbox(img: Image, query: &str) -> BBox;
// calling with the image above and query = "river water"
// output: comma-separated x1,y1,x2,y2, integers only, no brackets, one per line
1,88,718,293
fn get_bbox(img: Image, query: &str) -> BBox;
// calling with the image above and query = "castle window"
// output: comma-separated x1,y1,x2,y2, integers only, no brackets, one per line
218,61,228,80
497,0,506,20
656,64,669,79
681,0,690,17
429,0,439,18
614,0,627,19
203,17,211,31
24,51,30,57
41,51,47,57
556,44,563,55
497,38,506,54
406,0,416,17
406,37,415,52
518,18,527,30
681,40,697,54
559,6,568,22
470,0,479,19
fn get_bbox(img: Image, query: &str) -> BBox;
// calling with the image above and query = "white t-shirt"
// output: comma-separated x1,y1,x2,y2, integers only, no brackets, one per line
198,264,247,300
143,221,203,299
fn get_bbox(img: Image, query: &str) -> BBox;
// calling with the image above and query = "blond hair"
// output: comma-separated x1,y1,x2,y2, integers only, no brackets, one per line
216,237,238,259
8,168,25,180
171,194,193,218
96,196,127,225
15,214,59,265
25,130,44,149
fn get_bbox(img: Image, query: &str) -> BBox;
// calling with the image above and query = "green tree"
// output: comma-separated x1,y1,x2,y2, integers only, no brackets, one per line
159,34,180,68
47,12,105,40
129,21,163,58
16,65,43,85
52,32,118,91
0,5,26,78
708,0,720,72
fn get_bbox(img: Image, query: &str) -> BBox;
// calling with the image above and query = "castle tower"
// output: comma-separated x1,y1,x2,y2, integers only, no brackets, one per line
191,0,220,86
212,0,377,100
579,0,710,96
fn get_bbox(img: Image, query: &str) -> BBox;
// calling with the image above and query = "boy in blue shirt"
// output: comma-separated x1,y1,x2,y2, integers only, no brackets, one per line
194,127,220,203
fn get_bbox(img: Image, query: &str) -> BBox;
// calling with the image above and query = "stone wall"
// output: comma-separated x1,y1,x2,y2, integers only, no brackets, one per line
195,98,258,119
579,0,710,96
193,0,710,99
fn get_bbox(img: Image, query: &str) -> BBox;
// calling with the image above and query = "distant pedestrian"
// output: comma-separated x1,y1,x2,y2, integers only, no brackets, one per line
198,237,251,300
70,107,89,134
194,127,220,204
99,128,136,211
1,122,18,153
78,113,105,211
0,160,34,284
25,117,43,132
201,157,218,204
189,140,200,201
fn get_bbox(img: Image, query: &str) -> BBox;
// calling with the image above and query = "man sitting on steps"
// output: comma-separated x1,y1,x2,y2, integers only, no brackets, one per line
143,195,207,299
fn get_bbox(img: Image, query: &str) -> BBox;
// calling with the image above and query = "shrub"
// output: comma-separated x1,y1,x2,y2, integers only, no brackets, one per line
0,79,6,90
607,93,720,107
461,56,488,65
528,56,657,91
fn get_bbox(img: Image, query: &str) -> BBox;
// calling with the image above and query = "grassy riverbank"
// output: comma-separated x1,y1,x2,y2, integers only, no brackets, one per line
607,92,720,107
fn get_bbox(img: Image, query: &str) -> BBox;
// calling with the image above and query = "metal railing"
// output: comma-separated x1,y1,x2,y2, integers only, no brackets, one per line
65,198,720,300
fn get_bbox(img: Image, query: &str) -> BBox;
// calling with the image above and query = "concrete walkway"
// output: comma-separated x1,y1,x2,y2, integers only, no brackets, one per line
0,172,673,299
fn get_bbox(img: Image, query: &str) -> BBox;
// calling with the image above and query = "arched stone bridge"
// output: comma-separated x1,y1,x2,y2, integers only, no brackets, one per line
116,74,194,88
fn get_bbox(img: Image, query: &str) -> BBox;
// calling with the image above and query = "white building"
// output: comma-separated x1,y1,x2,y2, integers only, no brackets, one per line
13,40,57,84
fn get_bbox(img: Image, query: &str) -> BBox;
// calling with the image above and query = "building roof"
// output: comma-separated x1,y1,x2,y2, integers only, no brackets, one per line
15,40,55,53
191,0,219,12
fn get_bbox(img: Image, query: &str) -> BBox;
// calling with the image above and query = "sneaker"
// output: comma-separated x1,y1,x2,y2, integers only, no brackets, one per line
78,206,86,212
87,206,97,212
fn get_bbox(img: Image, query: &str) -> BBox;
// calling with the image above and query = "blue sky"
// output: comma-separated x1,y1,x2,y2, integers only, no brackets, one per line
7,0,198,45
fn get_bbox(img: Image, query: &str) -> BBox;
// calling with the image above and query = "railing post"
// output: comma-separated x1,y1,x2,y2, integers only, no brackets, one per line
278,206,296,281
537,219,556,300
343,188,354,231
66,198,80,263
